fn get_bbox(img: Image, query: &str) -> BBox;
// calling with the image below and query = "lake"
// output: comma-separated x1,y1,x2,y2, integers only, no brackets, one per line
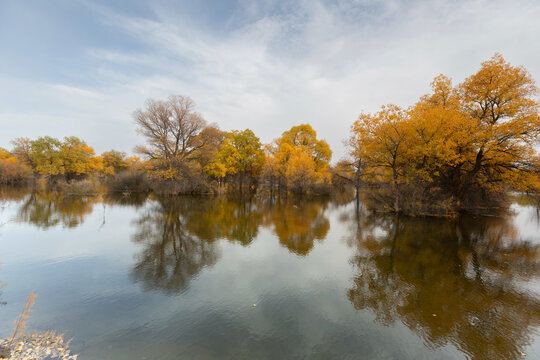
0,190,539,359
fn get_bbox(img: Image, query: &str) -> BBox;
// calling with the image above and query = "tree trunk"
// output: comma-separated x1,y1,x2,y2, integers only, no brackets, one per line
392,167,399,213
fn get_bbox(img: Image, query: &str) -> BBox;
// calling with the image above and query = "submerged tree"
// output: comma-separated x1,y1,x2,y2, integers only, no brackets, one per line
350,105,408,211
348,54,540,215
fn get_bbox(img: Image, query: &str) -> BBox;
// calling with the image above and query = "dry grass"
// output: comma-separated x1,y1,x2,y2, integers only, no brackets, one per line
0,291,79,359
9,291,37,347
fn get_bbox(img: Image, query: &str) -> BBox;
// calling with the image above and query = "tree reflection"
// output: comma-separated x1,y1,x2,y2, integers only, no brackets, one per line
0,187,29,202
130,196,333,294
263,197,330,256
130,196,266,294
102,192,150,208
16,192,98,229
131,197,220,294
183,196,263,245
345,210,540,360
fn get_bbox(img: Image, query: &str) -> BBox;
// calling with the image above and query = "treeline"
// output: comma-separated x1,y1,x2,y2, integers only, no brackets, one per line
1,54,539,215
0,105,333,195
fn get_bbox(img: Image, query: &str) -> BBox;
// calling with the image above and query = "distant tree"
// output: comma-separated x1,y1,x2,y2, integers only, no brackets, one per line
331,159,363,196
267,124,332,194
101,150,128,174
10,136,98,181
133,95,207,161
133,95,226,193
11,137,34,169
60,136,102,180
206,129,265,191
0,147,33,185
191,125,225,169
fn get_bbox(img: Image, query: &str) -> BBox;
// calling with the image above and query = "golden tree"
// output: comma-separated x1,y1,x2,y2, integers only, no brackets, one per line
350,105,409,211
268,124,332,193
206,129,265,191
349,54,540,215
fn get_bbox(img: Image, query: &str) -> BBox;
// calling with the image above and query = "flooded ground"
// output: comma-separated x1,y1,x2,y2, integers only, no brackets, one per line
0,190,539,359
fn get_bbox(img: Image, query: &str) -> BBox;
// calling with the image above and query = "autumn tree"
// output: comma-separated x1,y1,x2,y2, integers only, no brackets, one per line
267,124,332,194
260,148,281,195
350,105,408,211
206,129,264,191
101,150,128,174
455,54,540,200
331,159,363,196
191,125,225,170
0,147,32,185
60,136,102,180
11,138,34,169
133,95,223,193
10,136,100,182
349,54,540,215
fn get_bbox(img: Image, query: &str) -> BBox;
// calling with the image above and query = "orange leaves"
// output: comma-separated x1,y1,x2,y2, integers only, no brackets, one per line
0,147,33,185
205,129,264,181
269,124,332,192
459,53,538,125
349,54,540,211
350,105,408,181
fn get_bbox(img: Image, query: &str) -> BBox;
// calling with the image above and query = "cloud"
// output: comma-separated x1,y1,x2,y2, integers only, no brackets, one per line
1,0,539,159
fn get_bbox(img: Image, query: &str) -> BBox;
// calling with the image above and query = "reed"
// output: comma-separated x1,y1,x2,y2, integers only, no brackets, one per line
9,291,37,346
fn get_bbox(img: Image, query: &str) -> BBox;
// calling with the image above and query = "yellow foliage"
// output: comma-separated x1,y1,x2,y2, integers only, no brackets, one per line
0,147,16,162
349,54,540,212
267,124,332,192
205,129,264,188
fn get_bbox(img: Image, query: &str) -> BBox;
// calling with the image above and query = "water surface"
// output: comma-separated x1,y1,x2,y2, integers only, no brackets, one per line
0,190,539,359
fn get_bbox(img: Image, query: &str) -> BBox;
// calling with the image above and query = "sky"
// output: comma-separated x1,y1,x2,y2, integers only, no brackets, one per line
1,0,540,161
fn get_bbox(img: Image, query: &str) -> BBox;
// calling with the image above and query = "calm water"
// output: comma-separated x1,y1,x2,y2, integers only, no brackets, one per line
0,190,539,360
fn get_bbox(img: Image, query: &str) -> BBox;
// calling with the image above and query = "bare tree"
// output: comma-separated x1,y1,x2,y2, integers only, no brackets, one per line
133,95,207,161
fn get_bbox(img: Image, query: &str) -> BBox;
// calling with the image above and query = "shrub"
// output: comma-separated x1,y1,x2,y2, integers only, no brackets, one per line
0,160,33,185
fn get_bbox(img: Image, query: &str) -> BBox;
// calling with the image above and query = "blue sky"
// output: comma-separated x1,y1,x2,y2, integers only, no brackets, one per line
1,0,540,160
